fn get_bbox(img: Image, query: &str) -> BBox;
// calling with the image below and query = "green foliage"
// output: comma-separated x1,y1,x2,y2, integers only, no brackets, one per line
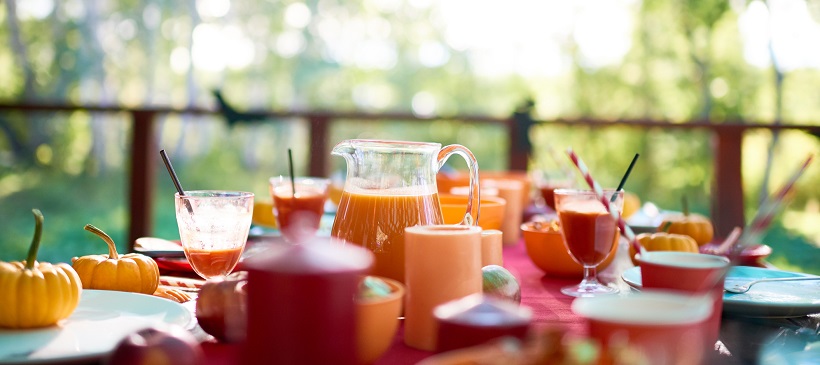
0,1,819,274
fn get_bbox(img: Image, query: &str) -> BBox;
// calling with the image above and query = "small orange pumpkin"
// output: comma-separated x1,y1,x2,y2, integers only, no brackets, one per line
658,196,714,246
622,191,641,219
0,209,82,329
630,232,700,265
72,224,159,295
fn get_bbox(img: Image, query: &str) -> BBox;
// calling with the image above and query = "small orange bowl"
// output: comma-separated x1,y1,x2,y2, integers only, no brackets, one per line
521,221,618,278
356,277,405,364
439,194,506,230
437,171,532,207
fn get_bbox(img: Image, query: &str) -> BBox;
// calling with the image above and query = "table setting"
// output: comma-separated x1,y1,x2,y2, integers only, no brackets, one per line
0,139,817,365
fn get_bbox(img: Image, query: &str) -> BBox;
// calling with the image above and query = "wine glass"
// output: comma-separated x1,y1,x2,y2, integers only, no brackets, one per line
175,190,254,280
554,188,623,297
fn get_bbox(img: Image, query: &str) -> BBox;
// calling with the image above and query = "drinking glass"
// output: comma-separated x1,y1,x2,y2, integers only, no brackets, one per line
554,189,623,297
175,190,254,280
531,169,574,212
269,176,329,242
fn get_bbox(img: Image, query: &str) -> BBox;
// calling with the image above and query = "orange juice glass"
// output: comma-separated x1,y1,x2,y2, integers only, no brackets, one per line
270,176,329,242
175,190,254,280
184,247,244,278
554,189,623,297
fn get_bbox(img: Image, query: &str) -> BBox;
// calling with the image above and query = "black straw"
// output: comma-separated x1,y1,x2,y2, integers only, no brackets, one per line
160,149,194,213
288,148,296,199
612,153,639,202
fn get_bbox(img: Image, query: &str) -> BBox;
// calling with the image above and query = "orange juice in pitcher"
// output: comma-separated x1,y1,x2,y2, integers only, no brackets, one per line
330,139,480,284
332,189,441,282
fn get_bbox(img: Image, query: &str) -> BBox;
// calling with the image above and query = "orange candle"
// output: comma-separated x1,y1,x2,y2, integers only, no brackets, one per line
480,229,503,267
404,225,482,351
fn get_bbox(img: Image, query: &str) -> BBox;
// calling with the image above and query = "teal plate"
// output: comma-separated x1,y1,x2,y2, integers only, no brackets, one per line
622,265,820,318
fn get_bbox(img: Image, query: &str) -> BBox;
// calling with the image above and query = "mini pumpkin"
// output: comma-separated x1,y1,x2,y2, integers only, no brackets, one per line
0,209,83,329
630,232,700,265
622,191,641,219
658,196,714,246
72,224,160,295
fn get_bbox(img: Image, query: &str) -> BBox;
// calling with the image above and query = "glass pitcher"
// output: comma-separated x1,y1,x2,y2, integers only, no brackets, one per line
330,139,480,283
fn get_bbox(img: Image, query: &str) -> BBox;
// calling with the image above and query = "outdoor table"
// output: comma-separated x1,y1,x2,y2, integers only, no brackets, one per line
192,238,820,365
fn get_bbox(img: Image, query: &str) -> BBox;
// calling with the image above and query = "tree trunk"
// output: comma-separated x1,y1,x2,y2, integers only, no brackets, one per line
4,0,36,99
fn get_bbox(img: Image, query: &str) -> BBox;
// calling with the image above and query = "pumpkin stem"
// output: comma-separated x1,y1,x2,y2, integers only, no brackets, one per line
25,209,45,270
681,195,690,217
84,224,119,260
660,221,672,233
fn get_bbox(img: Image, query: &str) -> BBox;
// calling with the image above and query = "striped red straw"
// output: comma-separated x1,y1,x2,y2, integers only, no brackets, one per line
566,148,645,256
734,154,814,253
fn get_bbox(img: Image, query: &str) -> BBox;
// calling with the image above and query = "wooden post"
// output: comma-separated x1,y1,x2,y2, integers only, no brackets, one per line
127,110,157,251
308,115,329,177
712,126,746,238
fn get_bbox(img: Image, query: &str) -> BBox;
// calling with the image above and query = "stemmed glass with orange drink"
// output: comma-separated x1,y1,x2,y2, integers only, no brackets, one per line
175,191,255,280
554,188,623,297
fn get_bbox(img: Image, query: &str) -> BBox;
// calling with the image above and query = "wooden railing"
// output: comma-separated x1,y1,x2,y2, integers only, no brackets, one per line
2,102,818,249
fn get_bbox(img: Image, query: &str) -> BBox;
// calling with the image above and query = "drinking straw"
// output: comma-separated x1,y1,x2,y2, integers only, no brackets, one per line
566,148,645,256
288,148,296,199
160,149,194,214
714,226,742,255
611,153,639,202
733,154,814,253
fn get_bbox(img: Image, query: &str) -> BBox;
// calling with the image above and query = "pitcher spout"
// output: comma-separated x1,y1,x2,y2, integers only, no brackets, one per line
331,139,354,157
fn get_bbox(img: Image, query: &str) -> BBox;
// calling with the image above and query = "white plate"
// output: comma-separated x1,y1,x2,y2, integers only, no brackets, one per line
0,290,194,364
621,266,820,317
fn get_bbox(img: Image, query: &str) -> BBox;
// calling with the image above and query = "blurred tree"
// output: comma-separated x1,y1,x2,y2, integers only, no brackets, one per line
0,0,818,271
679,0,730,119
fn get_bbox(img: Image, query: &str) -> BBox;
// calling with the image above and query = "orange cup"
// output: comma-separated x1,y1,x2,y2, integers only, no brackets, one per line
572,291,713,364
439,194,506,230
404,225,483,351
436,171,531,209
482,179,524,246
356,277,405,364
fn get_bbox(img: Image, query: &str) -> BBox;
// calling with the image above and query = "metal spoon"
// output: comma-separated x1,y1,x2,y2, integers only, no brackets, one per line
724,276,820,294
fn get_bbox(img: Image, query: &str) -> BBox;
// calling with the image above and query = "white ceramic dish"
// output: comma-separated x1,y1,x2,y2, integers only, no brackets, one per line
622,266,820,318
0,290,193,364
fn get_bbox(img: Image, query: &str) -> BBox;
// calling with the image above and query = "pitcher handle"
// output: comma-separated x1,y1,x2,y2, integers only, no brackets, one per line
437,145,480,226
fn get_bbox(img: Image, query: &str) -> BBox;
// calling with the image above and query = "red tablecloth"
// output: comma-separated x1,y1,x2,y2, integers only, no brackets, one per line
199,239,592,364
